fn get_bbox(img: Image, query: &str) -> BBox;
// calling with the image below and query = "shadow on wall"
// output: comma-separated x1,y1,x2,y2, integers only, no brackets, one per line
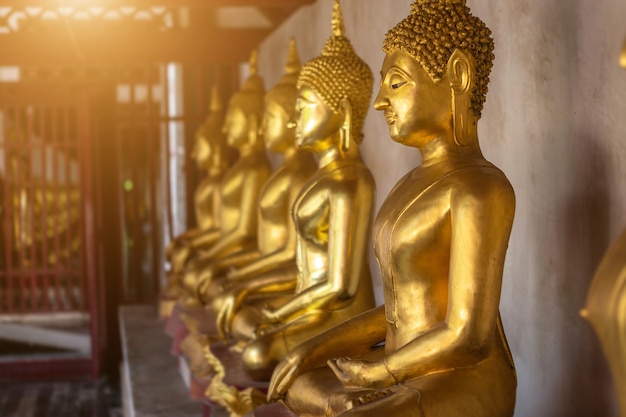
561,135,617,414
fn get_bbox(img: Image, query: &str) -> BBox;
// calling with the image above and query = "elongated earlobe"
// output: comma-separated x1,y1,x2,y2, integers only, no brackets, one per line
212,144,222,168
340,99,353,153
248,114,259,147
448,49,473,146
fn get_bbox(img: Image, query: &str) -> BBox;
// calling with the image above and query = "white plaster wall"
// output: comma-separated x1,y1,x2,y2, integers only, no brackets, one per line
255,0,626,415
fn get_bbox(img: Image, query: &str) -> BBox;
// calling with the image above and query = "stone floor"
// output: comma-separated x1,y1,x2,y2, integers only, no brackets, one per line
0,379,122,417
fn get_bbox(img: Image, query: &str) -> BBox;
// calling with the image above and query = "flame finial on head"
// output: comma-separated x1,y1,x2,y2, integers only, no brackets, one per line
209,84,223,113
249,49,259,76
331,0,345,37
416,0,466,3
228,47,265,122
296,0,373,145
285,37,301,76
202,83,227,145
265,39,302,118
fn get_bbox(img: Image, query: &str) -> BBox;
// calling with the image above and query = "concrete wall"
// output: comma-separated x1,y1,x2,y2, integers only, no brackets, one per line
255,1,626,415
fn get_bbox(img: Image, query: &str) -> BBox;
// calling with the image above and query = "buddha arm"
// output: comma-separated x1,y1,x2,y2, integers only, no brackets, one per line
212,248,262,270
269,180,373,322
267,306,386,400
230,173,305,279
203,170,264,259
230,250,294,280
188,228,221,250
216,269,298,339
172,228,201,245
303,306,386,364
231,202,298,279
382,174,516,383
235,271,297,297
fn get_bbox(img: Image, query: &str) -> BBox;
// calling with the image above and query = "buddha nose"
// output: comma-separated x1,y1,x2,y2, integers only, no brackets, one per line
373,88,388,111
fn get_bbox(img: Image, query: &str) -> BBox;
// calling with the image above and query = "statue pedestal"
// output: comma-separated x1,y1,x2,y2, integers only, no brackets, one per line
162,302,296,416
208,341,269,390
203,341,270,415
166,303,219,356
119,305,206,416
245,403,298,417
159,295,177,318
165,303,188,355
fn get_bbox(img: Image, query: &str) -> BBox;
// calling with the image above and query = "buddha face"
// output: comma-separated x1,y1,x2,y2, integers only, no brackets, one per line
222,105,250,149
374,50,452,149
293,86,343,152
262,100,292,153
191,133,212,170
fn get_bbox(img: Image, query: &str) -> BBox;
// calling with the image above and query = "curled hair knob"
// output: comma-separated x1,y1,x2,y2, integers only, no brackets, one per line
415,0,466,4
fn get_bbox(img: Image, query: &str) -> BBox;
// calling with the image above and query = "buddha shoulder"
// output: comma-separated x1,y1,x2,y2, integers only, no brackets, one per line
320,163,374,189
448,165,515,215
317,166,374,201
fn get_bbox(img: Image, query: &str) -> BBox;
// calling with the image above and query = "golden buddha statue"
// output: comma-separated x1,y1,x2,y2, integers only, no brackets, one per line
582,230,626,416
230,0,377,382
267,1,517,416
180,41,318,378
162,85,235,306
178,50,272,306
203,39,318,337
8,130,80,269
581,41,626,417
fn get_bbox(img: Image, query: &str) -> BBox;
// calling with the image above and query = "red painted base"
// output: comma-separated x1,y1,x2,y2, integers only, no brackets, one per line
189,374,211,401
165,304,183,338
250,403,298,417
209,341,268,390
0,357,94,381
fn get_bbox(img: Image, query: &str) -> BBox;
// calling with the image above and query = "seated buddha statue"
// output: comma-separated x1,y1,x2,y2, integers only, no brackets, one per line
162,85,235,305
198,39,318,332
267,1,517,416
581,43,626,417
180,41,318,374
178,51,272,306
582,230,626,417
228,0,377,381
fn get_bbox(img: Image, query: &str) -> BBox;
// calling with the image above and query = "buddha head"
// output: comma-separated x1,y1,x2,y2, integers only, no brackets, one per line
263,38,301,154
192,84,233,171
223,50,266,150
375,0,495,147
294,0,373,153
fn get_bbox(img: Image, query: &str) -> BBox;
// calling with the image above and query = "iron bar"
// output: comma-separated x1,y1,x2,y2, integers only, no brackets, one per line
39,106,51,311
2,105,15,313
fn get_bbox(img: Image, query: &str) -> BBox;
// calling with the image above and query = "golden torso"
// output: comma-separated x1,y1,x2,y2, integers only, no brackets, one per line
194,174,223,230
219,151,271,235
294,160,374,300
257,152,316,255
374,157,495,350
372,154,517,408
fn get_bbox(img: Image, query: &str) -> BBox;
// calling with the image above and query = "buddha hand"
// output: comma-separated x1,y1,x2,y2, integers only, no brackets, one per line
172,244,192,271
267,344,312,401
260,305,282,324
165,240,177,261
215,288,246,339
327,357,396,389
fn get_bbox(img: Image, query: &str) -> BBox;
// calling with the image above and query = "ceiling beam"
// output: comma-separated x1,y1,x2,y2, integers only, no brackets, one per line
0,0,315,7
256,6,296,26
0,29,271,65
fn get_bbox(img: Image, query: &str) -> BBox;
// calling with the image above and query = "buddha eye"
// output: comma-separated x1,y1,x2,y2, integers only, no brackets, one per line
391,81,407,90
